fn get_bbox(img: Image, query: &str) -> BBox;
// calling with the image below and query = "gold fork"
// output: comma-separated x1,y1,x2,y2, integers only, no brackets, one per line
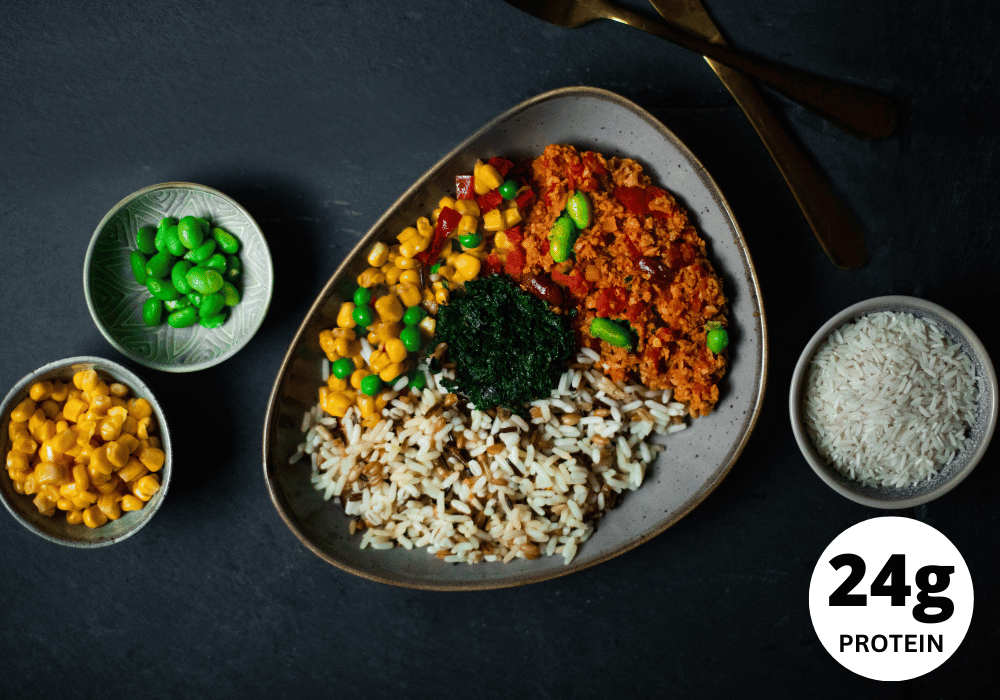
503,0,896,142
647,0,867,268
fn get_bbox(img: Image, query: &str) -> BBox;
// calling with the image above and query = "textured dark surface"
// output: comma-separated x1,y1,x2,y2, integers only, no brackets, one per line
1,0,997,696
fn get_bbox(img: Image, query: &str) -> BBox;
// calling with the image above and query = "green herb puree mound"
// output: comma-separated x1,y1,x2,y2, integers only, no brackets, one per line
434,274,575,412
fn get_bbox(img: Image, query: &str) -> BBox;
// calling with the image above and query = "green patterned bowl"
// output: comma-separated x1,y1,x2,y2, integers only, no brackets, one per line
84,183,273,372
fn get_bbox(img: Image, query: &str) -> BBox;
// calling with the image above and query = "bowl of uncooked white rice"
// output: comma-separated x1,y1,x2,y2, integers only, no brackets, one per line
790,296,997,508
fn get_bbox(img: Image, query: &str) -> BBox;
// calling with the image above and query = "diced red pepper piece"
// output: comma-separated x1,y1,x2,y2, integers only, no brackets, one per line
504,225,523,245
455,174,474,200
595,286,628,317
416,206,462,266
513,187,535,210
551,268,589,297
645,185,672,219
582,151,607,175
504,246,526,276
476,189,503,213
615,186,649,216
485,253,502,276
625,303,645,325
488,157,513,179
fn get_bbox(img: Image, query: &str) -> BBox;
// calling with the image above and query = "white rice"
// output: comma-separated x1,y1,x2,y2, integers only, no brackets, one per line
296,350,687,565
803,311,977,487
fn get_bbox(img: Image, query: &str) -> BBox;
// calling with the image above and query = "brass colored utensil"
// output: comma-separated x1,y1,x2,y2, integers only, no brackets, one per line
648,0,868,269
502,0,896,141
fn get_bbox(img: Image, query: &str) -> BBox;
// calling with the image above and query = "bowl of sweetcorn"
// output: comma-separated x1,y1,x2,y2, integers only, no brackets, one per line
0,356,172,547
84,182,274,372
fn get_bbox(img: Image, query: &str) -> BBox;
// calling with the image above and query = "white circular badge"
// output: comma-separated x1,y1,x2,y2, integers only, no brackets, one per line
809,516,973,681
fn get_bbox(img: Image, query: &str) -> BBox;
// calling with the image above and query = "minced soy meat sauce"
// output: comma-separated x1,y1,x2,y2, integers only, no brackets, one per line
496,144,728,417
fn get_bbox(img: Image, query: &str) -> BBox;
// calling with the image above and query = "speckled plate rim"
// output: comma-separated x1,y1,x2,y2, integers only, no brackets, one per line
83,182,274,373
263,86,769,590
789,295,998,508
0,355,172,547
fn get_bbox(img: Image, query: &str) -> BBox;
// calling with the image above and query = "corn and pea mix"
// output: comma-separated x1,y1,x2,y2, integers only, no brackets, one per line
5,369,164,528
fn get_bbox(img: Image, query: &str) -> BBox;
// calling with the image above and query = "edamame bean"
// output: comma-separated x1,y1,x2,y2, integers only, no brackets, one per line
142,297,163,327
499,179,518,200
548,216,576,263
205,252,227,273
590,317,632,349
186,267,224,294
211,227,240,254
399,325,422,352
135,225,157,255
198,292,225,319
352,304,373,328
199,312,226,329
221,281,240,307
155,217,176,249
186,291,204,308
177,216,204,250
707,327,729,354
458,233,482,249
167,307,198,328
566,190,591,229
130,251,149,284
225,255,242,282
164,226,186,256
164,297,191,312
171,260,193,294
331,358,354,379
402,306,425,326
183,238,216,263
145,250,175,279
359,373,382,396
407,370,426,391
147,277,181,301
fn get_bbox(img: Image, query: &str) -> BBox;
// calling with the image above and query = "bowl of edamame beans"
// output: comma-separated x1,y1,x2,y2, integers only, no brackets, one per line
84,182,274,372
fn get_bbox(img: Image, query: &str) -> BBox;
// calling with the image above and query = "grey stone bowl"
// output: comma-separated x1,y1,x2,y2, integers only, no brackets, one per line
84,182,273,372
789,296,997,508
0,356,172,547
263,86,768,590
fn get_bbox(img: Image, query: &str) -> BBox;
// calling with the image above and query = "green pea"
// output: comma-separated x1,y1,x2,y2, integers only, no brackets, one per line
359,374,382,396
590,317,632,349
167,306,198,328
164,226,186,256
331,358,354,380
205,252,227,273
211,227,240,254
353,287,371,306
399,325,422,352
186,291,204,308
221,281,241,307
164,297,191,312
352,304,373,328
402,306,425,326
145,250,176,279
130,251,148,284
142,297,163,327
171,260,193,294
458,233,482,249
177,215,204,250
407,370,426,392
707,327,729,354
183,238,216,263
566,190,592,229
225,255,242,282
186,266,224,294
548,216,576,263
199,312,227,329
147,277,181,301
199,292,225,319
499,179,518,200
135,225,157,255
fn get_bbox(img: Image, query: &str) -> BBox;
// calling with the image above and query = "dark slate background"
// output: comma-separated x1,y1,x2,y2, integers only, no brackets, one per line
1,0,997,697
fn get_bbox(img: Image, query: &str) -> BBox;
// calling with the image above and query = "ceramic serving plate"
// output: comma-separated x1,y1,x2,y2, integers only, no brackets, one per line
263,86,768,589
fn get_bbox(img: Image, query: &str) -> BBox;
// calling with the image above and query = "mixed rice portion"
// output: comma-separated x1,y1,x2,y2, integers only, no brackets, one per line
295,348,687,564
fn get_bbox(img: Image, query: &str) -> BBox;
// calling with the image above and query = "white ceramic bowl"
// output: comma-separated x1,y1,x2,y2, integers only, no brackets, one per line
84,182,273,372
789,296,997,508
0,356,172,546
